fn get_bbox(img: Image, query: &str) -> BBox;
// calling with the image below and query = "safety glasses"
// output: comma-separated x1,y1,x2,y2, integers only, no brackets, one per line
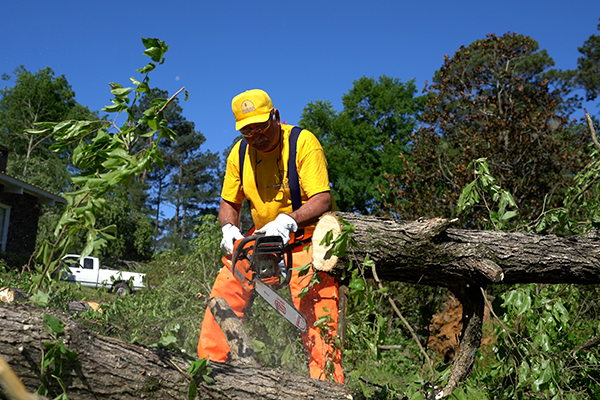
240,111,273,138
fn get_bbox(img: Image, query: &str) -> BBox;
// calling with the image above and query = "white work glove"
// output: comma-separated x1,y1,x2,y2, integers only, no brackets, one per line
220,223,244,255
255,214,298,245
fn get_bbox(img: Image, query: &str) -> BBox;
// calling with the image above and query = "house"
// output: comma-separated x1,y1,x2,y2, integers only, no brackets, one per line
0,145,66,255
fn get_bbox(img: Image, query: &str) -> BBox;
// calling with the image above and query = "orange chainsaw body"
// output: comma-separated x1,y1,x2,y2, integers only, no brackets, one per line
222,235,308,333
223,235,292,292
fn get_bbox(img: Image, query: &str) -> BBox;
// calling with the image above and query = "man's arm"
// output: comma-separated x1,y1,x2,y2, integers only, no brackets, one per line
289,191,332,227
219,199,242,227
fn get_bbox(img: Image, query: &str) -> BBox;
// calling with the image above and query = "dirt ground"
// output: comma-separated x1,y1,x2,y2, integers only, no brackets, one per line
427,295,493,363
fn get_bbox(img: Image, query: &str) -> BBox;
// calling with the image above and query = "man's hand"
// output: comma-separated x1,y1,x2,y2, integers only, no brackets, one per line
255,214,298,245
220,223,244,254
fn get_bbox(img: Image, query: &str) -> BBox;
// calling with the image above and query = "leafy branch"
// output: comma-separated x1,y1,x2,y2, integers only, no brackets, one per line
457,157,518,230
368,256,435,395
533,110,600,235
27,38,184,292
37,314,78,399
187,358,214,400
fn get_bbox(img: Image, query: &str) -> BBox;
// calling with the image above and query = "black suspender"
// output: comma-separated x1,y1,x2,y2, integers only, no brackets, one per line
287,127,302,211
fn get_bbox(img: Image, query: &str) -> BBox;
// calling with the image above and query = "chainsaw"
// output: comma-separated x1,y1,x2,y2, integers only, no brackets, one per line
222,235,308,333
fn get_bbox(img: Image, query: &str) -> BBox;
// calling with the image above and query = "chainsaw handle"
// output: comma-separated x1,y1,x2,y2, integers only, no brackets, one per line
231,235,258,267
231,235,293,289
230,235,258,288
281,245,293,287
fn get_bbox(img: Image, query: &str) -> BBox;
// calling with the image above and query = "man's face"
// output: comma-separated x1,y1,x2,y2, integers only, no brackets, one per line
241,110,281,153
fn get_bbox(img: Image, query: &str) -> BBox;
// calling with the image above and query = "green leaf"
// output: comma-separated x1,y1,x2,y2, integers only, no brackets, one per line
292,262,311,277
111,87,133,97
137,62,156,74
297,286,309,298
142,37,160,49
136,81,150,93
159,334,177,347
501,210,518,221
349,277,366,292
319,230,334,246
188,358,209,376
532,359,553,390
517,360,531,388
187,380,197,400
36,242,51,265
25,128,50,135
147,119,158,131
102,102,126,113
374,286,389,295
84,210,96,226
144,47,164,62
30,291,50,307
533,332,551,352
58,341,78,360
43,314,64,336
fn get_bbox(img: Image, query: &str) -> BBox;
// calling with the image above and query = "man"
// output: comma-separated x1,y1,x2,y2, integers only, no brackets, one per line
197,89,343,383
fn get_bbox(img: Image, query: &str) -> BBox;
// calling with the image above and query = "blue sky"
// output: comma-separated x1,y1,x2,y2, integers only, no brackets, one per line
2,0,599,158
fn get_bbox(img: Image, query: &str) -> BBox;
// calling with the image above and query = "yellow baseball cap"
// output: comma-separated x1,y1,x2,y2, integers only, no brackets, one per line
231,89,274,131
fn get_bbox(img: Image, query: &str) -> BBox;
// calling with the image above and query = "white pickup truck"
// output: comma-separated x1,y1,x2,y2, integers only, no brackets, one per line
58,254,146,295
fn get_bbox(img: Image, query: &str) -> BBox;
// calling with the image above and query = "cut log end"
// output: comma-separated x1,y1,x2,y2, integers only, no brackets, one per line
312,212,342,272
0,287,30,303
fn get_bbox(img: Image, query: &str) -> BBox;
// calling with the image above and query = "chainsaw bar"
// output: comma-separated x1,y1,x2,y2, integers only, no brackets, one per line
254,278,308,333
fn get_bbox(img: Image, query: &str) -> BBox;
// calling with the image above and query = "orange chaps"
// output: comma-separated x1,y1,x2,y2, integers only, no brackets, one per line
197,245,344,383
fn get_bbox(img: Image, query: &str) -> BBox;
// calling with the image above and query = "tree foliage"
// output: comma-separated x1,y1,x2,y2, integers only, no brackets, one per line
468,284,600,399
390,33,588,228
0,66,96,193
574,18,600,104
131,88,221,251
300,75,424,214
95,183,154,263
544,18,600,114
532,112,600,235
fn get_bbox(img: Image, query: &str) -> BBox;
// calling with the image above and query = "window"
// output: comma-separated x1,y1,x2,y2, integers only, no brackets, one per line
0,204,11,253
83,258,94,270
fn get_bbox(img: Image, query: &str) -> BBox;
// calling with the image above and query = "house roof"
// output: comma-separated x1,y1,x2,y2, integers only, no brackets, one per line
0,172,67,206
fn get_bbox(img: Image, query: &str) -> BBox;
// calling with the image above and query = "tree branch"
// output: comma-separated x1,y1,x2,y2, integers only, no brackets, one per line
585,108,600,151
370,263,435,388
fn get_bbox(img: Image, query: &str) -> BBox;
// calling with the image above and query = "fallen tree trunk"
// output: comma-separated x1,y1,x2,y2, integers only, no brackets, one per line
323,212,600,286
0,303,351,400
313,212,600,398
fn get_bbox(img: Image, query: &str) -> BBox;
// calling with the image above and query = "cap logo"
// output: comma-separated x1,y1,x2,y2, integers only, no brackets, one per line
241,100,256,114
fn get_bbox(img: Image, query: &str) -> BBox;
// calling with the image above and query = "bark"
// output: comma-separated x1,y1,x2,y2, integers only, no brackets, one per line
0,303,352,400
207,297,259,367
437,285,484,399
337,285,349,348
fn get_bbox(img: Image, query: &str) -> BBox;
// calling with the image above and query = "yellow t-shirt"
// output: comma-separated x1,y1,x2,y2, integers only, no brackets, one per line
221,125,331,231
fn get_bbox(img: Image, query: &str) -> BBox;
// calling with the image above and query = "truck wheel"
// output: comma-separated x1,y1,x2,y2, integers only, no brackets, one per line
113,282,132,296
